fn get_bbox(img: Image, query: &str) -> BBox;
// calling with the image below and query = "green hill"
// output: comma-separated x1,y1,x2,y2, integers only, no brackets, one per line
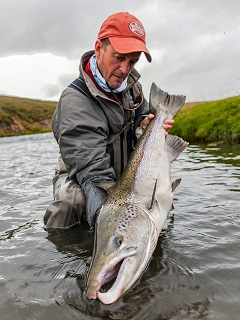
0,96,56,137
170,95,240,144
0,94,239,144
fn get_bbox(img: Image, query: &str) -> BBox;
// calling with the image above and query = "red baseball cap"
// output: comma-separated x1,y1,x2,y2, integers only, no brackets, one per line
98,12,152,62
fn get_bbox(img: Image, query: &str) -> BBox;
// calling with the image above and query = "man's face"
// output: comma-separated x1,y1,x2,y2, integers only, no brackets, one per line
95,40,141,90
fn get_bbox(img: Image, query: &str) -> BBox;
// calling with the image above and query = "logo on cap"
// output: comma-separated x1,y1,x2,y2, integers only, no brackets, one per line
129,21,145,37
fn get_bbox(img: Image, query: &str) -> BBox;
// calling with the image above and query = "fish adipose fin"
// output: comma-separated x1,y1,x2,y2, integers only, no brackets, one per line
149,82,186,118
166,134,189,162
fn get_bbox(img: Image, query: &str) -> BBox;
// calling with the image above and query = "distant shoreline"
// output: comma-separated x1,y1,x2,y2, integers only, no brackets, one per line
0,94,239,144
0,95,56,137
170,95,240,145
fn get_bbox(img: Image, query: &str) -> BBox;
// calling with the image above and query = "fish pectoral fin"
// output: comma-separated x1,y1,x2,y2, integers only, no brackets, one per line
171,178,181,194
166,135,189,162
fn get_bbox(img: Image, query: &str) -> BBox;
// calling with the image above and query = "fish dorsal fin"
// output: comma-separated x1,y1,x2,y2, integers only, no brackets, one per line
166,134,189,162
146,180,157,210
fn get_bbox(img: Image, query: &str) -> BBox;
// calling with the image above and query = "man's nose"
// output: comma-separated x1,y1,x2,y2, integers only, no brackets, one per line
119,61,130,75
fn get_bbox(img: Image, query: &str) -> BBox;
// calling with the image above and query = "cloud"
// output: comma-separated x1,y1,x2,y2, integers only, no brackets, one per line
41,83,60,99
0,0,240,101
0,53,79,100
41,72,79,99
0,0,140,58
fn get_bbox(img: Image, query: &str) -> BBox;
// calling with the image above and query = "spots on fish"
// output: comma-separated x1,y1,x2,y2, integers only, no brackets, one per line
117,204,138,231
126,205,138,217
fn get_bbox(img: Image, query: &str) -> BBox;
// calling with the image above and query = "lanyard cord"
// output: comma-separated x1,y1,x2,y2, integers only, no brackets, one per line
110,82,144,112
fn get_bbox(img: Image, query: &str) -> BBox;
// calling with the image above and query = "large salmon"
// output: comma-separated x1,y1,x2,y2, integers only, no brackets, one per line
86,82,188,304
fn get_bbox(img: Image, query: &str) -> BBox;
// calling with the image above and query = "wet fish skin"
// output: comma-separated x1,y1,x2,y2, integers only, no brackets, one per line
86,82,188,305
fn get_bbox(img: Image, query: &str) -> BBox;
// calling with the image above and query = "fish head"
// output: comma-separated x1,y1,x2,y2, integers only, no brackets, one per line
86,202,157,304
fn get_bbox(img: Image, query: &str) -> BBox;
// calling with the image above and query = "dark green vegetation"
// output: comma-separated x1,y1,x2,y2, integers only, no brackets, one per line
0,96,56,137
171,95,240,144
0,94,239,144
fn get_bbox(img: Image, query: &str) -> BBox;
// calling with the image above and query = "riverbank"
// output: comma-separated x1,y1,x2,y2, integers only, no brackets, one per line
171,95,240,144
0,95,56,137
0,94,239,144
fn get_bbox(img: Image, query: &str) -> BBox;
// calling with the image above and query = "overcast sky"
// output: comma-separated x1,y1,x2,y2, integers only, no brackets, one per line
0,0,239,102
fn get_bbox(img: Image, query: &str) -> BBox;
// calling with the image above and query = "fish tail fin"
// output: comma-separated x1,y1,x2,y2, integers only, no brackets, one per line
149,82,186,118
166,134,189,162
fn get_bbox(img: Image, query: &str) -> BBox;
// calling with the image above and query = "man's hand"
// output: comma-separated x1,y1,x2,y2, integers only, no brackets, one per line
140,114,174,136
163,119,174,135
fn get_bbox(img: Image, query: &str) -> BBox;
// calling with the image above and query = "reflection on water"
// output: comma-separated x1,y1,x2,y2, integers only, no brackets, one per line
0,133,239,320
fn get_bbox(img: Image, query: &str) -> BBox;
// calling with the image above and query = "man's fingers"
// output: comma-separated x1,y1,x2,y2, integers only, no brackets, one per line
163,119,174,131
140,117,174,131
163,123,173,130
164,119,174,126
141,114,154,129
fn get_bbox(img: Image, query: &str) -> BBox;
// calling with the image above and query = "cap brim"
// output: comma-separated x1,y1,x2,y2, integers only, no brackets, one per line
108,37,152,62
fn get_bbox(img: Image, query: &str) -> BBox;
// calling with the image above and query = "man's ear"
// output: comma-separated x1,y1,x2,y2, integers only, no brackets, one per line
94,40,102,59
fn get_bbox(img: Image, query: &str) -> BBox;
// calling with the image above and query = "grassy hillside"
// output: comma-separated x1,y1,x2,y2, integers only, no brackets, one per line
171,95,240,144
0,94,240,144
0,96,56,137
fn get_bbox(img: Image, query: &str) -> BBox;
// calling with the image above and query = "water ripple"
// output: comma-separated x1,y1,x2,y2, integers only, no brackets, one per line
0,134,240,319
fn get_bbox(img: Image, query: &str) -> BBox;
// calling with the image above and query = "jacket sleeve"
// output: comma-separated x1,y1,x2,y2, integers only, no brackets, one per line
55,88,116,183
53,88,115,224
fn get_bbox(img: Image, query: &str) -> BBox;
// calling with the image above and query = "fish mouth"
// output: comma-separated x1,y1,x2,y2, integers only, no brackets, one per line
87,246,137,304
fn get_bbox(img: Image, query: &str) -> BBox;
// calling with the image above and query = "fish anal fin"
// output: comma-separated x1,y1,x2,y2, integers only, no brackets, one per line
171,178,181,194
166,135,189,162
169,178,181,213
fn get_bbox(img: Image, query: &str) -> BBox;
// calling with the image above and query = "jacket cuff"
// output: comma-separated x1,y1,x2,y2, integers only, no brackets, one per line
81,180,107,227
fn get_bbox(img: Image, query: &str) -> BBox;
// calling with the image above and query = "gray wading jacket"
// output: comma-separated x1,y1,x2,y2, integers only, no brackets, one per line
52,51,149,225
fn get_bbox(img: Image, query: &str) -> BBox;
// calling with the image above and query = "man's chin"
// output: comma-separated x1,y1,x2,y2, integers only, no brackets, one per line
108,81,123,90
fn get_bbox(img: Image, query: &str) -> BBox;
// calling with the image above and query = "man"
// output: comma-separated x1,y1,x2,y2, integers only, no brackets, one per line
44,12,174,230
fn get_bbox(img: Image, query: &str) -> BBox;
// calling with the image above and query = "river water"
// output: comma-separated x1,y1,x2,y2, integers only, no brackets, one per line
0,133,239,320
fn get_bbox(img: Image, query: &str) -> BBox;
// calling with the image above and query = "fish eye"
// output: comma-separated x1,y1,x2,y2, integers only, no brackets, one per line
112,234,123,247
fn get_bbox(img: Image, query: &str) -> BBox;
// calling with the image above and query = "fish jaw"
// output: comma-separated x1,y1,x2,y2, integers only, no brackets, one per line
86,204,158,304
97,255,138,304
86,244,137,301
96,224,158,305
